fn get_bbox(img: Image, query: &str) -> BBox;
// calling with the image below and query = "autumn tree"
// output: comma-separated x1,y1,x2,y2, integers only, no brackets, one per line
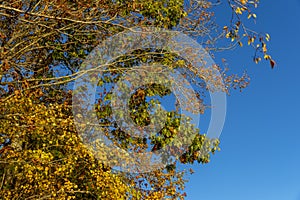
0,0,274,199
0,91,138,199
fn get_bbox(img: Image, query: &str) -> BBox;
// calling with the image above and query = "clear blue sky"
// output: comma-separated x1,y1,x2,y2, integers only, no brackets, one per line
185,0,300,200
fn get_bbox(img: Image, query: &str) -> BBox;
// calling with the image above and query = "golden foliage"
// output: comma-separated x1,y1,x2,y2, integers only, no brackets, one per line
0,91,131,199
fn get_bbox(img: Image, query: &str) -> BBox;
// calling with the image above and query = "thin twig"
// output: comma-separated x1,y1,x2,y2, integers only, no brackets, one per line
0,171,5,191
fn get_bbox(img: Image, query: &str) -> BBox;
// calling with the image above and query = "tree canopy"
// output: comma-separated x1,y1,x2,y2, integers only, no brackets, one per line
0,0,274,199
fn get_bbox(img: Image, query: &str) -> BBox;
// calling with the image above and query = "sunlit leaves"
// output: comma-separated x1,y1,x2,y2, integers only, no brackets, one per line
0,0,275,199
235,7,243,15
0,91,131,199
223,0,275,68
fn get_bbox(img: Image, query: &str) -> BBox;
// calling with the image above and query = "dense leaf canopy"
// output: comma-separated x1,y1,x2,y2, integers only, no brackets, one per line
0,0,273,199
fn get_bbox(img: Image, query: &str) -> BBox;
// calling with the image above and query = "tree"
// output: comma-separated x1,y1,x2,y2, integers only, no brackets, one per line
0,0,274,199
0,91,135,199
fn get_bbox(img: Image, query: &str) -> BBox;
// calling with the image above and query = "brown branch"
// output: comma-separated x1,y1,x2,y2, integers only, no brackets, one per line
0,171,5,191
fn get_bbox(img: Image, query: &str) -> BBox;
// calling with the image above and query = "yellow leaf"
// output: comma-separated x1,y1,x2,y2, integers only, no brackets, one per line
266,33,270,41
264,54,270,60
226,32,230,38
235,7,243,15
262,44,267,53
241,7,247,11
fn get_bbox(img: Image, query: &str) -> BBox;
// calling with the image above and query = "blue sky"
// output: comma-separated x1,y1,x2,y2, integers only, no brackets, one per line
185,0,300,200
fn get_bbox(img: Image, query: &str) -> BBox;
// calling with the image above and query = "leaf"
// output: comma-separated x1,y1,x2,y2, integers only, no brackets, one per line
235,7,243,15
264,54,270,60
238,41,243,47
262,43,267,53
240,0,248,5
266,33,270,41
270,59,276,69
